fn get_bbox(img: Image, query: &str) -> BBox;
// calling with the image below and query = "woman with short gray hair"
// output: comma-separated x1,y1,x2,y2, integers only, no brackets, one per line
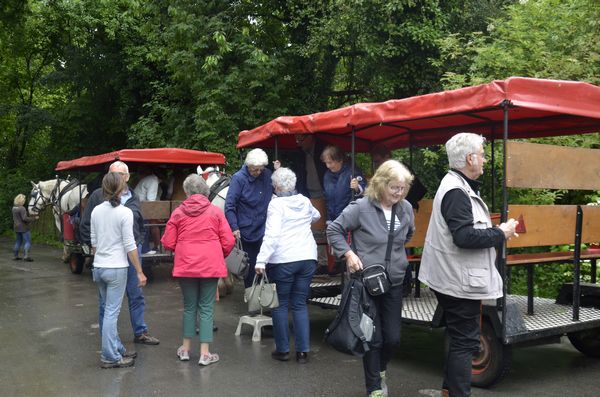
225,148,278,289
244,148,269,167
182,174,210,197
162,174,235,366
270,167,296,193
255,167,321,364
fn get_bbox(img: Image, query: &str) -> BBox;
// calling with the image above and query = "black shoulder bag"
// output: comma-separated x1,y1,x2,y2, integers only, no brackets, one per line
324,275,377,357
361,203,397,296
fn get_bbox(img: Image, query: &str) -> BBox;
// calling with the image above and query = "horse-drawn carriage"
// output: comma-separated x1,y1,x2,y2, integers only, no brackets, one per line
29,148,229,276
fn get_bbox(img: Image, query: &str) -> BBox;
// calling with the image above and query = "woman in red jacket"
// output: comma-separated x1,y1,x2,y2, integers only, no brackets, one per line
161,174,235,365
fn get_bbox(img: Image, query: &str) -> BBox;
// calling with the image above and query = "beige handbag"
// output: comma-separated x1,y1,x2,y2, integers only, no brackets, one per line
244,274,279,311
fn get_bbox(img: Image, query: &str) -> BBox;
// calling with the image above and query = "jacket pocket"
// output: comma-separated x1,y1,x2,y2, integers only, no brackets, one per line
461,268,489,292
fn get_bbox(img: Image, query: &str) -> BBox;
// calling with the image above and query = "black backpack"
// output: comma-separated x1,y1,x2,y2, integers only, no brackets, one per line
324,276,377,357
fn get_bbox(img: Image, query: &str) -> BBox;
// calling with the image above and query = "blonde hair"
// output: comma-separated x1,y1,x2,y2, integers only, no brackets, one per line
14,194,26,206
364,160,413,202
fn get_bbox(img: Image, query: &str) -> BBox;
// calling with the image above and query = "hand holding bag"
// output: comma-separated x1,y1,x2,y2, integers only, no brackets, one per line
257,273,279,309
243,274,279,312
244,275,261,312
226,238,249,279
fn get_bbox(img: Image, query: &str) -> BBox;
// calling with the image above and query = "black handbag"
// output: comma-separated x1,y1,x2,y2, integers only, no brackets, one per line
360,203,397,296
324,276,377,357
225,238,249,279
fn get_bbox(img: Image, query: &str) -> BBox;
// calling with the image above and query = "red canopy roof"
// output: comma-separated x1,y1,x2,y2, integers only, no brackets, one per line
237,77,600,152
55,148,226,172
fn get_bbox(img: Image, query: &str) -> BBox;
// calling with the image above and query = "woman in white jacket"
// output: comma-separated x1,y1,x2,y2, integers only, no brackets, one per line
255,167,320,364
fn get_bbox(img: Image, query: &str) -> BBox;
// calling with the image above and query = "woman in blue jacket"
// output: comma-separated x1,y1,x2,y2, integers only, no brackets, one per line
320,145,366,222
225,148,274,288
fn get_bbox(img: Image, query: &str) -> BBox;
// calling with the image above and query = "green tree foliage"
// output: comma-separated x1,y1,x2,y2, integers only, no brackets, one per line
430,0,600,297
127,0,448,163
434,0,600,88
1,0,598,241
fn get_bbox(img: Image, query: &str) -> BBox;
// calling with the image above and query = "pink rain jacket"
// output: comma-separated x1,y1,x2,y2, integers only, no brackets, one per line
161,194,235,278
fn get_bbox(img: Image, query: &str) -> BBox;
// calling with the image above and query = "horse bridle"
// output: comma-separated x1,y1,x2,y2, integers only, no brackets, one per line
29,179,62,214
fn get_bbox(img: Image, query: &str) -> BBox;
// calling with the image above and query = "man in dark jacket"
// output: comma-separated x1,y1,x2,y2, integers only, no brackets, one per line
80,161,160,346
294,134,328,199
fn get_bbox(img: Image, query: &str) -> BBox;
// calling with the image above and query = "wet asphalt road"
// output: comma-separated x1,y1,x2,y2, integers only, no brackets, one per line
1,237,599,397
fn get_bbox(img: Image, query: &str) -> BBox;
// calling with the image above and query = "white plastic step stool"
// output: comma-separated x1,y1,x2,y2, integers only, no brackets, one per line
235,314,273,342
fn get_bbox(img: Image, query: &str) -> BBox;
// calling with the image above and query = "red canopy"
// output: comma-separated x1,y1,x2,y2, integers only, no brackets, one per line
55,148,226,172
237,77,600,152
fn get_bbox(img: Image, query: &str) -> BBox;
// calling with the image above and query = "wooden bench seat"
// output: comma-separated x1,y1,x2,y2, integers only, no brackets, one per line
405,201,600,302
507,250,600,266
409,250,600,267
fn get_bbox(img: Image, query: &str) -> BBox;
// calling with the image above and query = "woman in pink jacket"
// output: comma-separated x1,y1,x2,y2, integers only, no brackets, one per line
161,174,235,365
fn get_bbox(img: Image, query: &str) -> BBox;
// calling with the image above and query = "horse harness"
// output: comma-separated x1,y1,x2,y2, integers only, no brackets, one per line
208,175,231,202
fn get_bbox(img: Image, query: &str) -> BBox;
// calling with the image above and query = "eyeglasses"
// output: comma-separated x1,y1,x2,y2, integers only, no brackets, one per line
248,166,265,173
388,185,406,194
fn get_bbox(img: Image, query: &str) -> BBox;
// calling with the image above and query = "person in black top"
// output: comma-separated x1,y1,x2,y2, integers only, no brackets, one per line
80,161,160,346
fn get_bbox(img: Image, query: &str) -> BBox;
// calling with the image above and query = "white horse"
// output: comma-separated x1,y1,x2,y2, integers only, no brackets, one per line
198,166,234,296
28,178,89,233
198,166,230,211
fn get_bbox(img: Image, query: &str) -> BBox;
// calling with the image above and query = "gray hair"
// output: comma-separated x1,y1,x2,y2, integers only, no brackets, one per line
244,148,269,167
271,167,297,193
446,132,486,169
183,174,210,197
109,161,129,174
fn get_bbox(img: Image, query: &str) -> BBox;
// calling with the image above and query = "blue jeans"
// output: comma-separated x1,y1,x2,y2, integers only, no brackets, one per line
267,260,316,353
94,267,128,362
14,231,31,258
98,244,148,337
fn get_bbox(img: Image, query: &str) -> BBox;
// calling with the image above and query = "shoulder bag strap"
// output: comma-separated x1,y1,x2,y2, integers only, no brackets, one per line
384,203,397,266
350,203,397,266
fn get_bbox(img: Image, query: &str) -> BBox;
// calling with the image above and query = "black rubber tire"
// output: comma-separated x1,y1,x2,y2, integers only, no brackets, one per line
567,296,600,357
568,327,600,357
69,253,84,274
471,320,512,388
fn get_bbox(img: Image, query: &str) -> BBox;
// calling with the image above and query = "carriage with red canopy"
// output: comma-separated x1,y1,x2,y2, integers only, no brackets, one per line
53,148,227,275
237,77,600,387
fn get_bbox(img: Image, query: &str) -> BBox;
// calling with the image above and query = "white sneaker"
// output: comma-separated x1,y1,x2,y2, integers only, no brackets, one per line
380,371,388,396
146,250,157,255
198,353,219,366
177,346,190,361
